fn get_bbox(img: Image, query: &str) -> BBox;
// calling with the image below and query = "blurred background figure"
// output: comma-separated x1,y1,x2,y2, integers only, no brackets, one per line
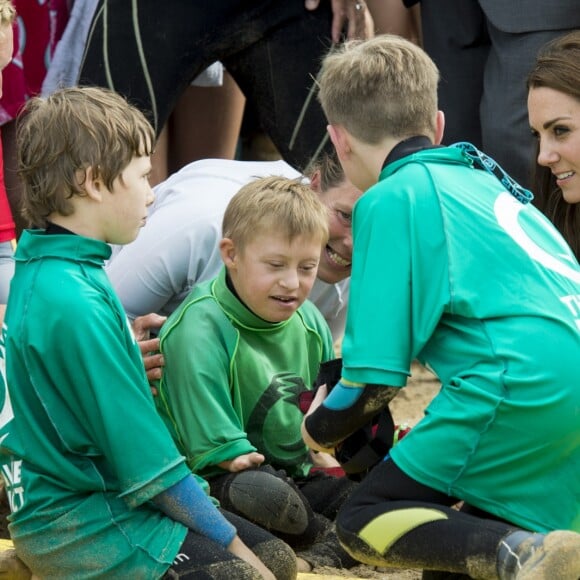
405,0,580,188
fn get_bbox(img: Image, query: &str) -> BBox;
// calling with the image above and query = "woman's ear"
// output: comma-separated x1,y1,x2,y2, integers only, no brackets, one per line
219,238,237,269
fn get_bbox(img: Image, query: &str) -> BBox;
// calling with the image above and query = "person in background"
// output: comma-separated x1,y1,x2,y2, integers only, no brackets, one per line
403,0,580,189
0,0,70,237
0,0,15,326
78,0,373,175
527,30,580,262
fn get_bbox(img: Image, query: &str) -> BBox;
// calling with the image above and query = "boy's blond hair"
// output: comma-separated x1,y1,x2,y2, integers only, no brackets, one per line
318,34,440,144
17,86,155,227
0,0,15,25
222,175,329,250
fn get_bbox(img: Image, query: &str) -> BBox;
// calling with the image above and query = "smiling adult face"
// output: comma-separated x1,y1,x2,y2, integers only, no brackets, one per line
528,86,580,205
527,32,580,207
309,160,363,285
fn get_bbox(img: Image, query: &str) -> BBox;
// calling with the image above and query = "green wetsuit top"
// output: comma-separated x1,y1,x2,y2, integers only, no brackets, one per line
158,267,334,480
1,230,191,579
342,145,580,533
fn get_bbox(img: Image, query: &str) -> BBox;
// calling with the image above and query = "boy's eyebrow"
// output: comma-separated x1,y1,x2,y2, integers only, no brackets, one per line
262,252,319,260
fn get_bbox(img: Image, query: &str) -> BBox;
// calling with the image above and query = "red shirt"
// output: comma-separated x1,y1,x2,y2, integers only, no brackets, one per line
0,134,14,243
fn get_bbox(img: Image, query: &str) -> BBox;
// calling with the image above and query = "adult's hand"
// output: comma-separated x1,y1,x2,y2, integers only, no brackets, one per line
132,313,167,386
305,0,374,43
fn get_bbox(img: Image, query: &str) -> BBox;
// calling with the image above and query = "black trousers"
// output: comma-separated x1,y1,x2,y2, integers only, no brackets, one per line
79,0,335,172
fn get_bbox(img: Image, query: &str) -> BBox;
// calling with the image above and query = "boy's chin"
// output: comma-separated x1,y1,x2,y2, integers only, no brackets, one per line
258,301,303,323
108,230,140,246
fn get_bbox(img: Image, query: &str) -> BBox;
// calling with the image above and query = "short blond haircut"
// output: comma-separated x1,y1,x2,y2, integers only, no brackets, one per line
318,34,440,144
222,175,329,250
0,0,15,26
17,86,155,227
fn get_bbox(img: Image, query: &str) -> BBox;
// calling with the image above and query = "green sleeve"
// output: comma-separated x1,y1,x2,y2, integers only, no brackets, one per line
342,166,449,386
158,297,257,475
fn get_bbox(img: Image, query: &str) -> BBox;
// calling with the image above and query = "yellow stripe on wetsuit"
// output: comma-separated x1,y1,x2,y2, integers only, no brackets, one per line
359,508,448,554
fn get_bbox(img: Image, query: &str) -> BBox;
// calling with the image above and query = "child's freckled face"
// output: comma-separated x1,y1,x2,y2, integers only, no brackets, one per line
227,231,323,322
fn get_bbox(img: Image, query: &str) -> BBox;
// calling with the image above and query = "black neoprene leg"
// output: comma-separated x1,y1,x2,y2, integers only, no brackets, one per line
297,469,358,520
164,510,296,579
336,458,516,578
79,0,334,172
209,465,327,550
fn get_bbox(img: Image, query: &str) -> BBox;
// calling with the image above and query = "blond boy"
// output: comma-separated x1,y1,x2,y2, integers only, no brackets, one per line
303,35,580,578
0,86,295,579
157,176,357,570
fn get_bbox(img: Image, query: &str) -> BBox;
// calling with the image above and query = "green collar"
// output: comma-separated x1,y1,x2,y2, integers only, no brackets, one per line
380,146,470,181
14,229,112,265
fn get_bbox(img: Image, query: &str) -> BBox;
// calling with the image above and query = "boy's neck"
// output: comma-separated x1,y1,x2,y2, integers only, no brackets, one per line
47,214,104,242
381,135,438,170
45,222,76,236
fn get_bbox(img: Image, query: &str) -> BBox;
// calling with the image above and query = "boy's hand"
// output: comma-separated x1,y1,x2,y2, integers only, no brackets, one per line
132,313,167,389
228,535,276,580
305,0,374,43
218,452,265,473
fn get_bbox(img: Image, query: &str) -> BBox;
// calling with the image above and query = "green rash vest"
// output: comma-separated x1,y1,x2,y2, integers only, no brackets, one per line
0,230,191,579
157,267,335,481
342,146,580,533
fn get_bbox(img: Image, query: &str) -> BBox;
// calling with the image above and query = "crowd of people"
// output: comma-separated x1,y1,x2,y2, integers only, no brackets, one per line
0,1,578,579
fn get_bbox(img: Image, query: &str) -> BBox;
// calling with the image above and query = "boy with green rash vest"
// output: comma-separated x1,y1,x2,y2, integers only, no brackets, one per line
301,35,580,579
156,176,357,571
0,86,296,580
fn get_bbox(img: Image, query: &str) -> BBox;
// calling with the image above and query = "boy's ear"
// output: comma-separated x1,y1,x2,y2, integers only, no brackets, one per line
327,124,351,162
219,238,237,269
82,166,105,202
434,110,445,145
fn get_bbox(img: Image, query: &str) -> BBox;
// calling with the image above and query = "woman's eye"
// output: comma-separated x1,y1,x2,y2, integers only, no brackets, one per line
553,125,570,137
